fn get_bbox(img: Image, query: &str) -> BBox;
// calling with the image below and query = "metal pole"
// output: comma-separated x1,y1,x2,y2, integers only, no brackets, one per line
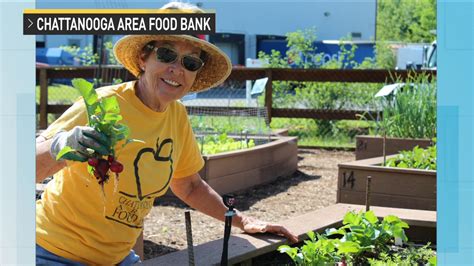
365,176,372,211
221,195,235,266
185,211,195,266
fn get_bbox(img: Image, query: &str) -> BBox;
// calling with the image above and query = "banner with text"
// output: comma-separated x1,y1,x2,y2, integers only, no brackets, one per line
23,10,215,35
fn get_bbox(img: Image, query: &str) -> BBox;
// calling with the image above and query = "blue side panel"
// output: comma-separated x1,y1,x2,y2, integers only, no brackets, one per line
258,39,289,56
257,39,375,68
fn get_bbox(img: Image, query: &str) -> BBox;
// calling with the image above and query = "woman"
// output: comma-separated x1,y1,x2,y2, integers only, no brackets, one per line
35,3,298,265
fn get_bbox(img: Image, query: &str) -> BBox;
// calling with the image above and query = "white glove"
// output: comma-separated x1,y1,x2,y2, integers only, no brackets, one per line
50,126,111,162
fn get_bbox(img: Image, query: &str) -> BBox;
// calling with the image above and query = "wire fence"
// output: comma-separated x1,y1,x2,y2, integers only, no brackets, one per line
36,66,436,148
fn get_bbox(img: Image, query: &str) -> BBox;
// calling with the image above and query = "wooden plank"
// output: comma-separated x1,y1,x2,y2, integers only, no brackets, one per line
201,136,297,160
269,69,436,83
206,156,298,195
36,67,436,84
338,155,437,176
47,104,70,114
265,69,273,123
272,108,379,120
36,66,436,128
227,68,266,80
355,135,434,160
39,68,48,129
204,138,297,180
47,68,95,79
337,166,436,198
185,106,266,117
337,190,436,211
142,203,436,265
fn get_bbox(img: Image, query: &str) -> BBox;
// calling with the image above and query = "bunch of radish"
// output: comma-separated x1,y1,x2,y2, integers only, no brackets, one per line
88,155,124,185
57,79,140,189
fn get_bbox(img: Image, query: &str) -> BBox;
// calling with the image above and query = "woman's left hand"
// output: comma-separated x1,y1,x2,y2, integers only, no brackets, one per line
240,216,299,244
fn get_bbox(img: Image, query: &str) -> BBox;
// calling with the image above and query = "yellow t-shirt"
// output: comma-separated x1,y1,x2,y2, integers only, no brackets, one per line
36,81,204,265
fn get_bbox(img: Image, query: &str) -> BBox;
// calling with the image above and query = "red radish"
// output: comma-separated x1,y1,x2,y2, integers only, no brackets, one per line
88,155,124,186
94,158,111,183
93,170,101,180
110,161,123,173
88,157,99,167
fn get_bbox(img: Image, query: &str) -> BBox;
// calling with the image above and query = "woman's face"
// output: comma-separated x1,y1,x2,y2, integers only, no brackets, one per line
138,40,201,109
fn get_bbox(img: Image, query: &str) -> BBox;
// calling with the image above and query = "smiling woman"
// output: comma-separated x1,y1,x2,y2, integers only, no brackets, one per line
35,2,298,265
134,40,202,112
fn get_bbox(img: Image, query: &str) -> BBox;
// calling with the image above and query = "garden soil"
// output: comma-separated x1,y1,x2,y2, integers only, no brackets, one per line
143,148,355,260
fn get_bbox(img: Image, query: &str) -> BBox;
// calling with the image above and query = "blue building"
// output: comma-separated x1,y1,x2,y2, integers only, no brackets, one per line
36,0,377,66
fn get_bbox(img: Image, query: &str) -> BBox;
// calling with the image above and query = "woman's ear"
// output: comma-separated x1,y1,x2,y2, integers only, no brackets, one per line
138,55,146,71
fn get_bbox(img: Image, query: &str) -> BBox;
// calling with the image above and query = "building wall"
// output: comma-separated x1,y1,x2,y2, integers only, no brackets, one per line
36,0,376,63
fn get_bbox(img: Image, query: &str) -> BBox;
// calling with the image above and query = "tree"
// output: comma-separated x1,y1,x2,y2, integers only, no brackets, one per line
377,0,436,43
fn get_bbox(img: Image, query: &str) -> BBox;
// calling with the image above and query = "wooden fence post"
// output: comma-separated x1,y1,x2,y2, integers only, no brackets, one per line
39,68,48,129
264,69,273,124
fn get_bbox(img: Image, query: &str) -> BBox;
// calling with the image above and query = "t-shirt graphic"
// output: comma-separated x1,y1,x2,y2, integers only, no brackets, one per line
106,137,174,228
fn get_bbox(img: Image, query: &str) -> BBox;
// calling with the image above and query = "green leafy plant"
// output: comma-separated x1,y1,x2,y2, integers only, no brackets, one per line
258,28,381,146
278,231,340,265
61,41,117,66
385,144,436,170
197,133,255,155
278,211,436,265
61,45,99,66
57,78,140,187
189,115,270,136
376,74,437,139
368,243,437,266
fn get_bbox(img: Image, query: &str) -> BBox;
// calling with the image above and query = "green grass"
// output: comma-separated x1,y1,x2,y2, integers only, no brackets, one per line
36,84,80,104
296,135,356,148
189,115,271,135
37,86,376,148
271,118,375,148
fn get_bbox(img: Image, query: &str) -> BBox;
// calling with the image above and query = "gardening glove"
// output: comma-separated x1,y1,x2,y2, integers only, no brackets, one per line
241,215,299,244
50,126,111,162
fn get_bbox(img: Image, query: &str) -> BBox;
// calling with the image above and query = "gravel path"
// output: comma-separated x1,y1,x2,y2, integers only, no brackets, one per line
143,148,355,260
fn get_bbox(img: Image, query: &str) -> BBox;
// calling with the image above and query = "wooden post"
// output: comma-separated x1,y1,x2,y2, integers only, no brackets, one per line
365,176,372,211
264,69,273,124
185,211,195,266
39,68,48,129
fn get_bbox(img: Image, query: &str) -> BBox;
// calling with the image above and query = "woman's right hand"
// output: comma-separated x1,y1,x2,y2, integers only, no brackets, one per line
49,126,111,162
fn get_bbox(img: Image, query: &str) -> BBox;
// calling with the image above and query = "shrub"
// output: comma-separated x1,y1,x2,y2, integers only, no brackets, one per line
278,211,436,265
385,144,436,170
375,74,436,139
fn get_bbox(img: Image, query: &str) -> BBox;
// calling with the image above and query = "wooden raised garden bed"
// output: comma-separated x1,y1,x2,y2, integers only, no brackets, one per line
140,203,436,265
198,136,298,195
337,155,436,211
355,135,433,160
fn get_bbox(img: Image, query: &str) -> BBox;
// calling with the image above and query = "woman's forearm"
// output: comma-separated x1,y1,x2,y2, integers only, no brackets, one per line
36,137,66,183
170,175,245,230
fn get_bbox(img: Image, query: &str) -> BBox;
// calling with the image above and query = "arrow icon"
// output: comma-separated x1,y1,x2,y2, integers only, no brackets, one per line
27,18,33,28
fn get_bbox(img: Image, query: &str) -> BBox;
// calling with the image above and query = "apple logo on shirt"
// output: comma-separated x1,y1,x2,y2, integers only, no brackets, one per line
133,137,174,201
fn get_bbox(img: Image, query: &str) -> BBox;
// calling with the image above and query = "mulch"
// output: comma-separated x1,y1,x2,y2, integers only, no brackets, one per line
143,148,355,260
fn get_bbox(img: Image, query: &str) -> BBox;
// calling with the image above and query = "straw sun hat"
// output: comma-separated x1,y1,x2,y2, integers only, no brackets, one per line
113,35,232,93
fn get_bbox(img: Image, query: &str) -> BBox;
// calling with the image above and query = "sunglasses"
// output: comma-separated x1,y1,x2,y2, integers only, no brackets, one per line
151,46,205,72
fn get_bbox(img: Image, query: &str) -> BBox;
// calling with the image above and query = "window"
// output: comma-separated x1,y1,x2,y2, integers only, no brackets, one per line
351,32,362,39
68,39,81,48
